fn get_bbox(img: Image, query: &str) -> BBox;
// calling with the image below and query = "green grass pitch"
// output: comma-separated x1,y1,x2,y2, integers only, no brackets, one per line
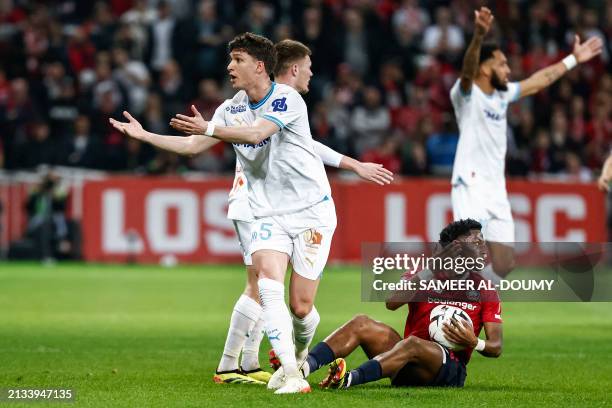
0,262,611,407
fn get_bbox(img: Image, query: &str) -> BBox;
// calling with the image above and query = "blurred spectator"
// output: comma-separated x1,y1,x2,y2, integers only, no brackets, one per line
340,8,371,77
155,59,189,120
121,0,157,60
146,0,176,76
425,114,458,176
63,115,101,168
193,0,228,81
351,86,390,157
422,6,464,61
112,47,150,115
17,172,72,260
361,137,402,175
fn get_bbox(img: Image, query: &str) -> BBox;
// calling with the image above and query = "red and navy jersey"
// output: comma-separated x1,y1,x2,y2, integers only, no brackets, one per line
403,273,502,364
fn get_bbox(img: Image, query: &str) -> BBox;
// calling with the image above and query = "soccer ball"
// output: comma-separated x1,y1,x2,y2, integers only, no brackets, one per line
428,305,473,351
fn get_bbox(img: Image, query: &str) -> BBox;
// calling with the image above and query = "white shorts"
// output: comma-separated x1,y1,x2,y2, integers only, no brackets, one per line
233,219,253,266
248,197,337,281
451,182,515,243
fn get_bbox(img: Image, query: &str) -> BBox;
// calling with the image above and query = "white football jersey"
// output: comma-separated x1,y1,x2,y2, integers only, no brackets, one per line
450,79,520,188
210,100,252,221
211,82,331,218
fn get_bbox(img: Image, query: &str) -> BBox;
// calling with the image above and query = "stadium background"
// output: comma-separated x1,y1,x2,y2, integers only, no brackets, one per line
0,0,611,406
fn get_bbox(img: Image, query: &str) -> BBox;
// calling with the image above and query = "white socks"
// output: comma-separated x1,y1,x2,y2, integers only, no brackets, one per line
292,306,320,363
241,317,265,371
217,294,261,372
258,278,298,376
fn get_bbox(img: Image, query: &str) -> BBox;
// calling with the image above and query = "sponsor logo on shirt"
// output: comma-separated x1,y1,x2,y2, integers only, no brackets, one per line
427,297,478,311
226,104,247,114
232,137,271,149
484,109,504,121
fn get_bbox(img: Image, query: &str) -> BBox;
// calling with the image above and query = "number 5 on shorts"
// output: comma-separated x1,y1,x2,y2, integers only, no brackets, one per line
259,223,272,240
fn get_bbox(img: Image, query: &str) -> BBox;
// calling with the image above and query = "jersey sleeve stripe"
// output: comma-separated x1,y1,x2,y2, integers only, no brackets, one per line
262,114,285,130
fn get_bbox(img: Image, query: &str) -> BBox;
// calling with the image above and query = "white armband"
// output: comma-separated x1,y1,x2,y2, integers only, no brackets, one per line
205,122,216,137
562,54,577,71
475,338,486,351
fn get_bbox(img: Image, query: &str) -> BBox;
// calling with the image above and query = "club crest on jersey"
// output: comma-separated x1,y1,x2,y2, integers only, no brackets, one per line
271,97,288,112
227,104,246,114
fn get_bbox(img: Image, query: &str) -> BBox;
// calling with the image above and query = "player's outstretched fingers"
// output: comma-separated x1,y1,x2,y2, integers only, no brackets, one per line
122,111,135,122
190,105,202,117
175,114,195,122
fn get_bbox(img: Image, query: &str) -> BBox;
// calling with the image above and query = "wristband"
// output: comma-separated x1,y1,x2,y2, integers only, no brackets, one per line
205,122,215,136
562,54,577,71
475,338,486,351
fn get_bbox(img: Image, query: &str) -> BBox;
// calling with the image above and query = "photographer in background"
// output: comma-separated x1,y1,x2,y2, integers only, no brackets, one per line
24,172,71,261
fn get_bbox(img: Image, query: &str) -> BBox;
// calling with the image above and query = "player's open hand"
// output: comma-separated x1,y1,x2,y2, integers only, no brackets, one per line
598,175,611,192
442,317,478,349
572,35,603,64
170,105,208,135
474,7,494,37
355,162,394,185
109,111,147,141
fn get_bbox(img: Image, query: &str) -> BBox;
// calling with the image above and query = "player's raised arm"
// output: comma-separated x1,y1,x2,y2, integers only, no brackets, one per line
598,153,612,192
459,7,494,94
109,111,220,156
312,140,394,185
518,35,603,99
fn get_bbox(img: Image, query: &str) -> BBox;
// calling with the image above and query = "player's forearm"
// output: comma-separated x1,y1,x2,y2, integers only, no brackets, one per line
459,33,485,89
339,156,361,172
141,131,207,156
212,125,268,145
602,155,612,181
525,61,568,95
477,338,502,358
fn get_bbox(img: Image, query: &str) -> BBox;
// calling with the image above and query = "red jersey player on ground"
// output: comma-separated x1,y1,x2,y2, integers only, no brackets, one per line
295,219,503,389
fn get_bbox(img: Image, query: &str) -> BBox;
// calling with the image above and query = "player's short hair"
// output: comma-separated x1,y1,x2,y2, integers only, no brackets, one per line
479,43,501,65
228,32,277,76
274,39,312,77
439,219,482,246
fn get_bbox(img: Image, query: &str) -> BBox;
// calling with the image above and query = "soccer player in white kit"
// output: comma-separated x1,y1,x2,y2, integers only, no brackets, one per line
111,35,390,393
200,40,392,386
450,7,603,282
169,33,336,395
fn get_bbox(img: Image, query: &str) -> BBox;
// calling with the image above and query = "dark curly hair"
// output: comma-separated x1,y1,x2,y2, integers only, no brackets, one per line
439,219,482,247
228,32,277,76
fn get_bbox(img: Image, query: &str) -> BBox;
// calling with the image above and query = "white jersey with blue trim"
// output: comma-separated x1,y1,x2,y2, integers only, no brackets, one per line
450,79,520,187
211,82,331,218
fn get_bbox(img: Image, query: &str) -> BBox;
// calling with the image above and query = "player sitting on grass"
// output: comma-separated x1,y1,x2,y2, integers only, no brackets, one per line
293,219,503,389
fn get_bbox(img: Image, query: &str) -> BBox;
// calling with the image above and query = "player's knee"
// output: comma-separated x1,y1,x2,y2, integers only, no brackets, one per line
348,314,374,330
397,336,423,361
289,302,313,319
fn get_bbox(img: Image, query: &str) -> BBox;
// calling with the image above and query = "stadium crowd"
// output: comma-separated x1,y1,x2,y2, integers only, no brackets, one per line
0,0,610,179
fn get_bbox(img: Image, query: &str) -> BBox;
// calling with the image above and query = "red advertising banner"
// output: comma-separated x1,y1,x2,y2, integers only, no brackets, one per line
81,177,607,263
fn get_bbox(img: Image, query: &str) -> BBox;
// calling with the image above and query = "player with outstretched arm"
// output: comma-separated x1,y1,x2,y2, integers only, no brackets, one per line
450,7,603,283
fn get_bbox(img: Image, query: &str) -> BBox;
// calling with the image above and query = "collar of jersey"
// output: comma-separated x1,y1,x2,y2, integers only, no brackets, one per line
248,82,275,110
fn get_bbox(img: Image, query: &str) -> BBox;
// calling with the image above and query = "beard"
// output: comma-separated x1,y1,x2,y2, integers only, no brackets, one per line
491,71,508,91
